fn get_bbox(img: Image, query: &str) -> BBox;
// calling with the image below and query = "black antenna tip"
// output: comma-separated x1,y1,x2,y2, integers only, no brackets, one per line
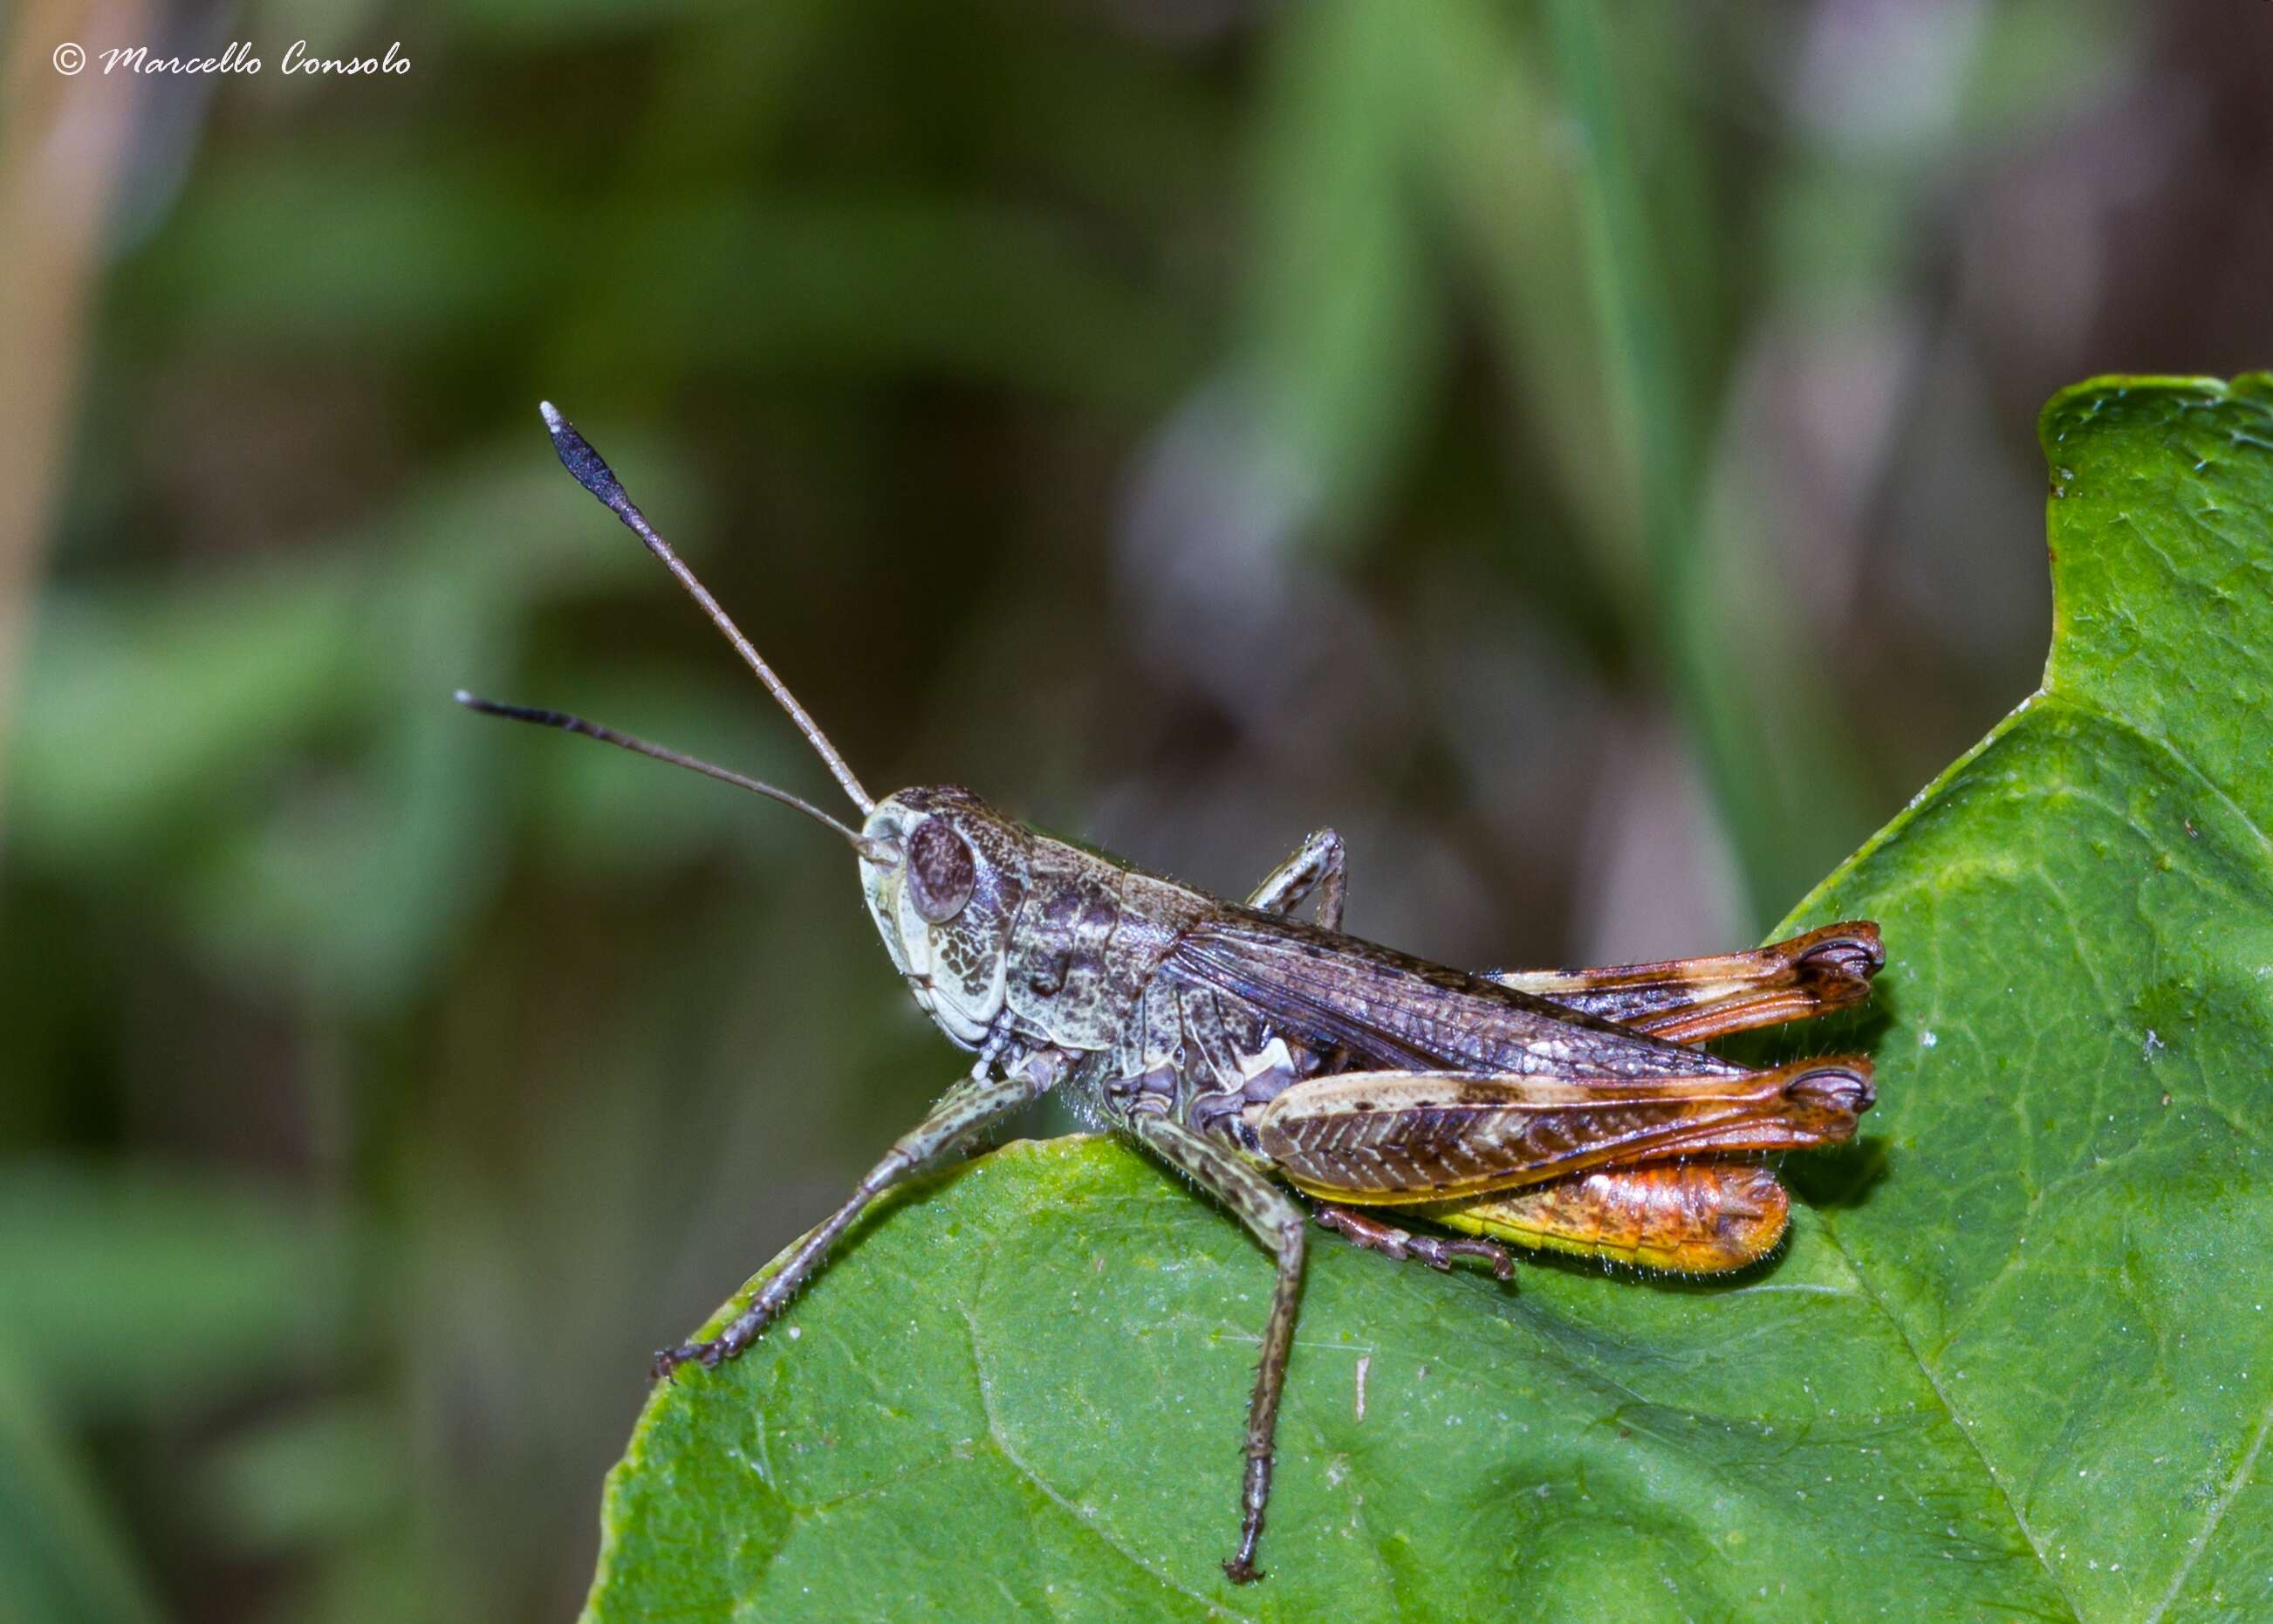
454,691,538,724
538,401,629,511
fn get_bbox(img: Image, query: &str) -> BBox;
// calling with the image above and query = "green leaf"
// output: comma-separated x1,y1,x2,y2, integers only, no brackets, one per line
581,375,2273,1620
1777,373,2273,1621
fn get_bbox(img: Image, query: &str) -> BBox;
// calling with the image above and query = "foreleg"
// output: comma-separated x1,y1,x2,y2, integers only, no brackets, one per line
1244,827,1346,931
653,1051,1064,1379
1122,1110,1308,1585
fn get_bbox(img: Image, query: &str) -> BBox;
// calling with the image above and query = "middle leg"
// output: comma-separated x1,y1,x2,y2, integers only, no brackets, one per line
1245,827,1346,931
1122,1108,1309,1586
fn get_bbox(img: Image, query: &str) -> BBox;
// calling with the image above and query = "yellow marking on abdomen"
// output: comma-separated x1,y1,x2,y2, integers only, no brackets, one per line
1414,1160,1789,1274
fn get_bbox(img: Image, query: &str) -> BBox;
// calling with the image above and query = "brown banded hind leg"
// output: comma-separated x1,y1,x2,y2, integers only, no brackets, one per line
1245,827,1345,931
1487,921,1884,1044
1122,1109,1307,1585
1311,1203,1516,1281
652,1052,1065,1380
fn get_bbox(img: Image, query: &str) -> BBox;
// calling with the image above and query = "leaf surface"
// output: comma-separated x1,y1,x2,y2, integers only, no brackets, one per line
583,375,2273,1621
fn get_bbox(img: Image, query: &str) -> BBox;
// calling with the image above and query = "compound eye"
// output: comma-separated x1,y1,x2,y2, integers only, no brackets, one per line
905,819,976,924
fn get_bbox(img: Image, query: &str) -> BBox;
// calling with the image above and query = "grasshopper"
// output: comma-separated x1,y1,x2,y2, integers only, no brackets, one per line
458,405,1882,1585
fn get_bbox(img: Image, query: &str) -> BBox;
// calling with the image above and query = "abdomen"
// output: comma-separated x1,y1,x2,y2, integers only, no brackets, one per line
1413,1160,1790,1273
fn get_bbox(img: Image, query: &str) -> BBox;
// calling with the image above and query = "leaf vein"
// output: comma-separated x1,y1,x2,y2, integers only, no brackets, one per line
961,1302,1256,1622
1814,1220,2084,1621
2141,1388,2273,1623
2049,694,2273,872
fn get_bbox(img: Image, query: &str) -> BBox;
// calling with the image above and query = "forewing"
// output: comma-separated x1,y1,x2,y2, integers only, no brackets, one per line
1255,1059,1873,1203
1166,911,1748,1081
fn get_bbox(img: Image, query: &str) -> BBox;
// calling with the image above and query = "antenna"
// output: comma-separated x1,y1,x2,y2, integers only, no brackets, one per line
537,401,876,815
453,693,891,858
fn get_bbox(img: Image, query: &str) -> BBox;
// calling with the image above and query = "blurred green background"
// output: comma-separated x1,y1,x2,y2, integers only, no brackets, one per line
3,0,2270,1618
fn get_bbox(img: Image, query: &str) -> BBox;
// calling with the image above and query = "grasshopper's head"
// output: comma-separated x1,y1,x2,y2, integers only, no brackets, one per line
857,787,1029,1051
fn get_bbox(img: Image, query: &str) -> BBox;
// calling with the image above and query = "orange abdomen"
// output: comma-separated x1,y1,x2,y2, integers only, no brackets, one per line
1420,1159,1790,1273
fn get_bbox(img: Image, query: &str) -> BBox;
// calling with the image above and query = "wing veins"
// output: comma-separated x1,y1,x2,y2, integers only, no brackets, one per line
1167,910,1749,1081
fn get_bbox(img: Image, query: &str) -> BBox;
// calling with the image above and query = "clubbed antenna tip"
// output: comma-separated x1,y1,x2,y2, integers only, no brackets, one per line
538,401,629,514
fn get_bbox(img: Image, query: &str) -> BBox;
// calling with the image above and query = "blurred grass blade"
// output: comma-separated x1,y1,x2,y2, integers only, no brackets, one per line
0,1352,161,1624
1547,2,1866,921
1242,0,1440,546
0,1162,353,1416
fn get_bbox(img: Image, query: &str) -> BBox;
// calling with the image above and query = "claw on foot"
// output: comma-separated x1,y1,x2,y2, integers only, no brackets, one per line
649,1339,729,1383
1222,1557,1262,1586
649,1344,699,1382
1434,1235,1517,1283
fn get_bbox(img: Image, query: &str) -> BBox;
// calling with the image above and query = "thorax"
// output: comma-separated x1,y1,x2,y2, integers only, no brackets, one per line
1000,833,1214,1052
